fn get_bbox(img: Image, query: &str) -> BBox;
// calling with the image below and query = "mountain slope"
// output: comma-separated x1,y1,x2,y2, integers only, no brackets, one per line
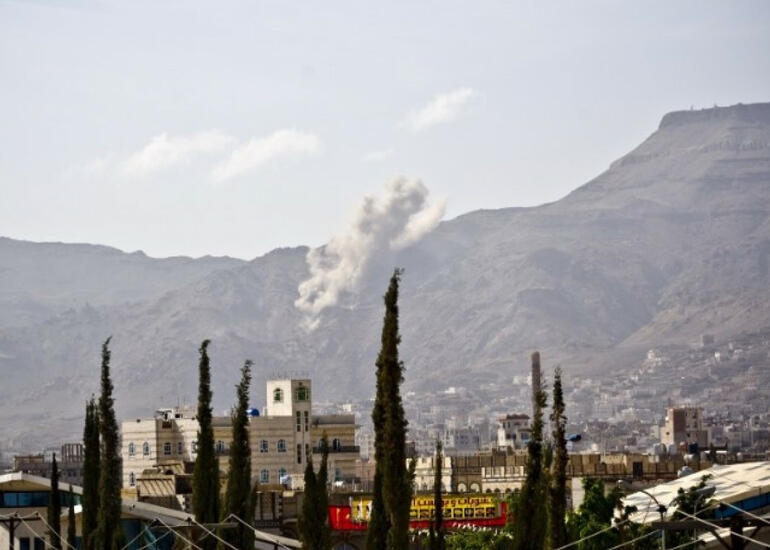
1,102,769,448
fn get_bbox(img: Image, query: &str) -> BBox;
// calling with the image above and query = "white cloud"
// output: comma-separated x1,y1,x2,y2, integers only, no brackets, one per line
401,87,476,133
120,130,235,177
294,177,446,329
211,129,321,184
361,149,393,163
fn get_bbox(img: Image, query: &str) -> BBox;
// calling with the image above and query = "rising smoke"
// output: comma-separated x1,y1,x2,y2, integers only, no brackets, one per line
295,178,446,329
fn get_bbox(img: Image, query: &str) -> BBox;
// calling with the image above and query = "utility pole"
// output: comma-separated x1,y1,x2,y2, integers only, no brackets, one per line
0,514,19,550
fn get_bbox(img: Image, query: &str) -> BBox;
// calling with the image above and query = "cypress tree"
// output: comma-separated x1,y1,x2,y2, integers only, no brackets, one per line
548,367,568,549
367,295,391,550
192,340,219,550
82,398,100,550
67,485,77,550
48,453,62,550
223,360,253,550
378,269,411,550
431,440,445,550
512,352,548,550
299,435,331,550
95,337,125,550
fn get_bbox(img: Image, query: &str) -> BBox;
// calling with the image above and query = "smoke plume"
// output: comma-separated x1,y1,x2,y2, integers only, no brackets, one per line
295,177,446,329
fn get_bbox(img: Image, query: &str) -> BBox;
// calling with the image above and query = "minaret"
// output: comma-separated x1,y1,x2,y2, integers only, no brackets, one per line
531,351,542,404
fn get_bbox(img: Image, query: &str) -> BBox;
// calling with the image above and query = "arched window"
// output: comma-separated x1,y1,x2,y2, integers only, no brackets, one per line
129,472,135,487
277,439,286,453
273,388,283,403
296,386,308,402
334,468,343,482
278,467,287,479
163,442,171,456
128,443,136,457
457,482,467,493
470,483,480,493
260,439,269,453
216,440,225,453
142,442,150,456
260,469,269,484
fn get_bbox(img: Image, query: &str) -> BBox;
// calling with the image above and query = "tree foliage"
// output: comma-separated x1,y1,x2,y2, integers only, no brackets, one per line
48,452,62,550
82,397,100,550
511,352,548,550
298,435,332,550
428,439,445,550
192,340,220,550
95,337,125,550
222,360,254,550
548,366,568,549
67,485,77,550
368,269,411,550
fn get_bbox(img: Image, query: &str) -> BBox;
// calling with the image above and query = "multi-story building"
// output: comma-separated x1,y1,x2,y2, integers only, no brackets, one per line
497,414,530,449
250,379,359,489
661,406,709,450
120,379,360,493
120,406,202,490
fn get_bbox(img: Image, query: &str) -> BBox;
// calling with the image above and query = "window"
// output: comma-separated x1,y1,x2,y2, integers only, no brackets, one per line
129,472,136,487
260,439,269,453
163,442,171,456
305,444,310,460
177,441,183,455
304,411,309,432
297,443,302,464
278,468,288,484
277,439,286,453
260,469,269,484
192,441,198,454
216,440,225,453
34,538,44,550
142,442,150,456
128,442,135,457
273,388,283,403
19,538,30,550
296,386,308,402
296,411,301,432
335,468,343,482
332,438,342,451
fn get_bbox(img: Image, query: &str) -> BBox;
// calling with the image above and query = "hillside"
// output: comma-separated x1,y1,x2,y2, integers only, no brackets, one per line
1,102,769,448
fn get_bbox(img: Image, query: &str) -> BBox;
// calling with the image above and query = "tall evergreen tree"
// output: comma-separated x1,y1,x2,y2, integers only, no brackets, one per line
81,398,100,550
223,360,254,550
548,367,568,549
430,440,445,550
48,453,62,550
67,485,77,550
192,340,219,550
95,337,125,550
512,352,548,550
298,435,331,550
378,269,411,550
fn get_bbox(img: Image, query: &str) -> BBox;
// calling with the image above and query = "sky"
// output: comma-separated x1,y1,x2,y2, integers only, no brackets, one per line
1,0,769,259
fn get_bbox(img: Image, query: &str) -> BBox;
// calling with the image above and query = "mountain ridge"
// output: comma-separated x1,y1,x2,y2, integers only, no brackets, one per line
1,101,769,449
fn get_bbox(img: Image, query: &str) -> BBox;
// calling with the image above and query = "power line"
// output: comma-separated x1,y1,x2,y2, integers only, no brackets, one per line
674,508,770,548
185,517,239,550
225,513,294,550
554,518,630,550
605,529,659,550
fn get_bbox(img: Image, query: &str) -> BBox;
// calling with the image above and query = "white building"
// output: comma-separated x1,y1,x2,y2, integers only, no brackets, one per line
497,414,530,449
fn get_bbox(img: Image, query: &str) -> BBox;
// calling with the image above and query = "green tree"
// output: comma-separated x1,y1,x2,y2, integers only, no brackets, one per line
67,485,77,550
428,439,445,550
81,398,100,550
376,269,411,550
222,360,254,550
566,478,622,550
95,337,125,550
192,340,219,550
298,435,332,550
666,475,714,547
511,352,548,550
548,366,568,549
48,453,62,550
